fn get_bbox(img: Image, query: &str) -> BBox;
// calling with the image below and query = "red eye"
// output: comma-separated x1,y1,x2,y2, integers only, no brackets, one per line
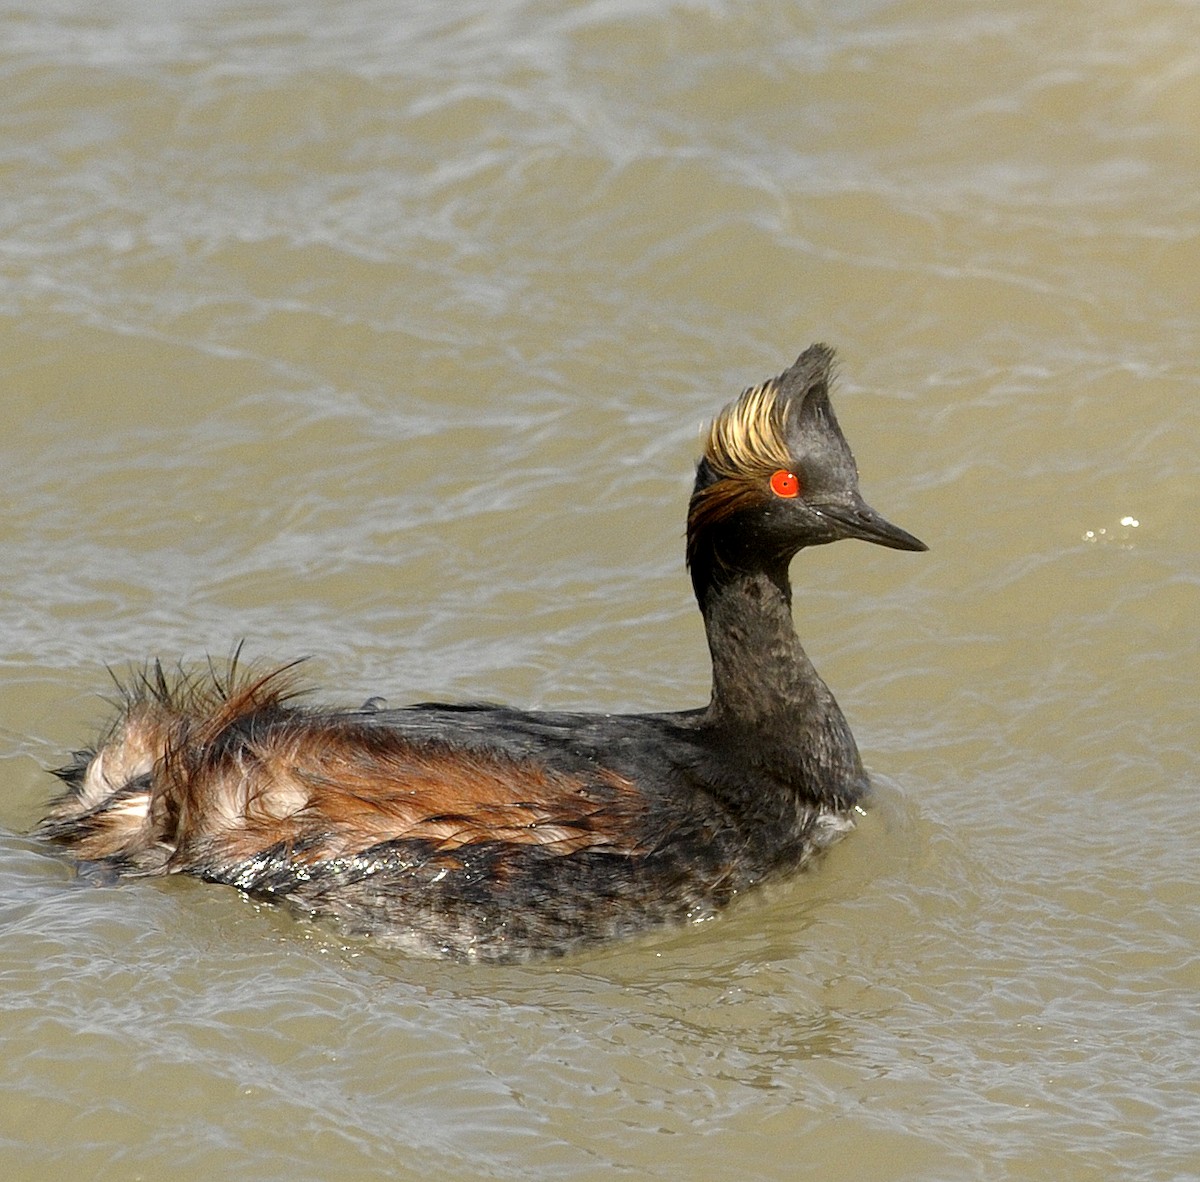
769,469,800,499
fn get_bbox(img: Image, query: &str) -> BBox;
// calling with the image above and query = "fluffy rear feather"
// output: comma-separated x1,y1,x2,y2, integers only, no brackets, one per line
38,657,644,882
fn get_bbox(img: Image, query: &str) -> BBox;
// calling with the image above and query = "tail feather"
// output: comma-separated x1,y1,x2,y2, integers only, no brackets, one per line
37,656,305,871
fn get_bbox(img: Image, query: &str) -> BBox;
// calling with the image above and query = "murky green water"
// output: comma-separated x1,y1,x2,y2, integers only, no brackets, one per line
2,1,1197,1179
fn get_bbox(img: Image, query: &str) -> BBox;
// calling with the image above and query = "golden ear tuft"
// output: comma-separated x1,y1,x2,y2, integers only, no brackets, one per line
687,378,797,558
703,378,793,481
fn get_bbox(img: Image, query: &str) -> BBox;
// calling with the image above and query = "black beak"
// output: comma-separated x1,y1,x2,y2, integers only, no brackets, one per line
816,495,928,552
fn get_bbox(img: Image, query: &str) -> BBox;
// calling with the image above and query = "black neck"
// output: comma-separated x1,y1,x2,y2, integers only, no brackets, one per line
691,545,866,809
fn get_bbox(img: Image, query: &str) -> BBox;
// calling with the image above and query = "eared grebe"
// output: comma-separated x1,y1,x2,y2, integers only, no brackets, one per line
39,344,925,961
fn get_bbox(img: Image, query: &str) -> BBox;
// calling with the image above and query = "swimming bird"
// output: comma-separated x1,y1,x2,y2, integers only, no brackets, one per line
38,344,926,961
